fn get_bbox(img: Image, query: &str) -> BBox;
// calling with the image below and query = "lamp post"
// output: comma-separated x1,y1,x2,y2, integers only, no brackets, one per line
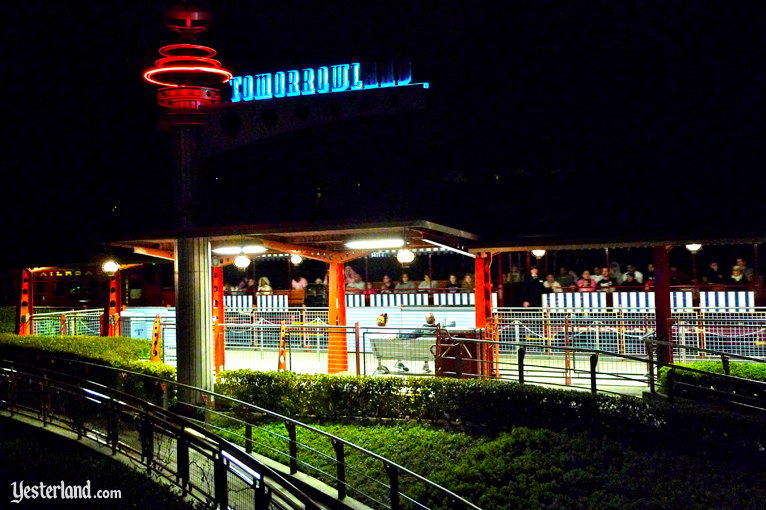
144,1,232,399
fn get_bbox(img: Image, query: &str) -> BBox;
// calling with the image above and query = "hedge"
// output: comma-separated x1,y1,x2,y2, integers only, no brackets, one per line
0,306,15,333
0,333,175,404
658,360,766,404
216,369,766,455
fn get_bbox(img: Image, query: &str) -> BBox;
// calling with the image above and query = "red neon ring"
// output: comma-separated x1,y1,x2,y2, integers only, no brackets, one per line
143,66,233,87
159,44,218,58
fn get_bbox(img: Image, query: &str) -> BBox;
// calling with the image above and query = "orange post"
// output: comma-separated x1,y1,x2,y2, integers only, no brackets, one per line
150,314,162,362
212,266,225,375
18,269,33,336
278,321,287,371
474,254,492,328
103,269,122,337
327,262,348,373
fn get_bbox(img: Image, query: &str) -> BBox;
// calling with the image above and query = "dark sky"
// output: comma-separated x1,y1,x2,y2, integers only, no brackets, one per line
3,1,766,266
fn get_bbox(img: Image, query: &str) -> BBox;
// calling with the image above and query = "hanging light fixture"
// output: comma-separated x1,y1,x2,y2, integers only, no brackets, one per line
102,260,120,274
396,249,416,264
531,249,546,259
685,243,702,254
233,254,251,269
290,254,303,265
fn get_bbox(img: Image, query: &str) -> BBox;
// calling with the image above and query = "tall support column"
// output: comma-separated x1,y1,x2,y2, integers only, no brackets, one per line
327,262,348,373
212,266,225,376
653,245,673,364
475,254,492,328
176,237,213,400
17,269,33,336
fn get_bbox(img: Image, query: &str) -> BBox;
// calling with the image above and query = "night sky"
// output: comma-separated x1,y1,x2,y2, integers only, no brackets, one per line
3,1,765,267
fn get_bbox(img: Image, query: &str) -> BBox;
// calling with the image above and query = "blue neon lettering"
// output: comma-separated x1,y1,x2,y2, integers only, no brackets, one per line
317,67,330,93
331,64,350,92
396,59,412,86
230,76,244,102
286,70,301,96
273,72,286,97
229,60,420,101
255,73,273,99
362,62,379,89
350,63,363,90
379,61,395,88
301,68,316,95
242,75,254,101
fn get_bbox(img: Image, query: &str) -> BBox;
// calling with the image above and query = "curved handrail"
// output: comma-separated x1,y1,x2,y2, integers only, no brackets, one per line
0,362,321,509
0,354,481,510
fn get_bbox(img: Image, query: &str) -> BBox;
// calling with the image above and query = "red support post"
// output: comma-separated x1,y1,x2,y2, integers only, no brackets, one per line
103,270,122,337
327,262,348,373
474,254,492,328
17,269,33,336
212,266,225,375
654,245,673,364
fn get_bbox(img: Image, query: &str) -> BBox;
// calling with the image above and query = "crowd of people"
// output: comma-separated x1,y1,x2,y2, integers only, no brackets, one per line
514,258,758,307
222,257,758,299
343,266,476,294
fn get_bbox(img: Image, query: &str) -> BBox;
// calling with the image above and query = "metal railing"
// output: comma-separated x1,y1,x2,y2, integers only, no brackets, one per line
0,357,480,510
434,330,766,410
31,308,103,336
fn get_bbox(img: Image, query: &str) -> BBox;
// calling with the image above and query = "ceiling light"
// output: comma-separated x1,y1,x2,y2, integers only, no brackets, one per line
233,255,251,269
290,254,303,265
212,246,243,255
685,243,702,254
396,249,415,264
345,238,405,250
242,244,267,254
531,249,546,259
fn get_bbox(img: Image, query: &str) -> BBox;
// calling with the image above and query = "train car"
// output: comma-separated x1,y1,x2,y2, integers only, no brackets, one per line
29,263,174,311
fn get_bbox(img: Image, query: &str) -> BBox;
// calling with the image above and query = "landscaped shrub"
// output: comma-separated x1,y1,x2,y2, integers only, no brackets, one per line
216,369,766,455
0,306,16,333
658,360,766,403
0,333,175,404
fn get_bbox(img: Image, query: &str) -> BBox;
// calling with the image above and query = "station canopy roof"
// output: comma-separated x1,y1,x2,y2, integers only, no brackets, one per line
112,220,479,261
468,232,766,254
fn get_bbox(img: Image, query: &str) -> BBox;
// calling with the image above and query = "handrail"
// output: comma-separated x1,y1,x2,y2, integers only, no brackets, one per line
0,362,320,509
0,354,481,510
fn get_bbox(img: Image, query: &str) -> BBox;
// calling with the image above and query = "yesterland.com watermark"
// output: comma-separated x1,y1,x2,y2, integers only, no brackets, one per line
10,480,121,504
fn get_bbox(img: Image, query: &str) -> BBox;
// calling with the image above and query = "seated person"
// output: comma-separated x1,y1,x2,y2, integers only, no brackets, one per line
621,272,643,290
346,273,365,292
419,274,436,289
446,274,461,289
395,272,416,290
380,275,396,292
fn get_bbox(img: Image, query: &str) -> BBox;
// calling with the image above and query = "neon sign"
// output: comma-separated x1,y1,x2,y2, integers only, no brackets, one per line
229,60,426,102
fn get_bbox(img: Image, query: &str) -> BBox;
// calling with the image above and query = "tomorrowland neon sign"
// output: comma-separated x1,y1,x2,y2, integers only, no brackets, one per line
229,60,426,102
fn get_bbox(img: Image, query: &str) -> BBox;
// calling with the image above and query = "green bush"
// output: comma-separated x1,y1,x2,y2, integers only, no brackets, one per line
0,306,16,333
216,369,766,456
658,360,766,402
0,333,175,404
